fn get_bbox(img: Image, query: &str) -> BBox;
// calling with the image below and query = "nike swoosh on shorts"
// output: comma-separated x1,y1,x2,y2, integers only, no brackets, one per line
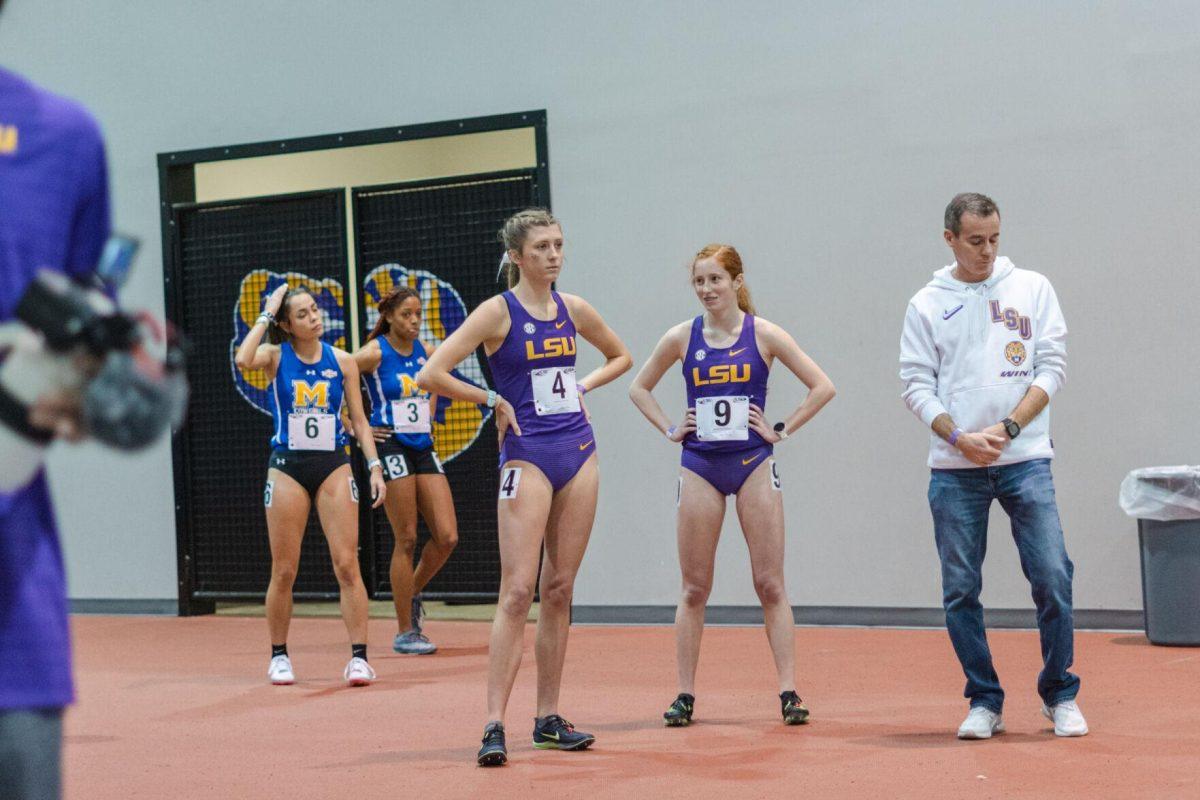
579,440,593,451
742,454,762,466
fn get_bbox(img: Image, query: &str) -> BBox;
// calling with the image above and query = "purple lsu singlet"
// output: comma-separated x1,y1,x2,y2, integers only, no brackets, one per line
487,291,594,492
682,313,770,453
488,291,591,439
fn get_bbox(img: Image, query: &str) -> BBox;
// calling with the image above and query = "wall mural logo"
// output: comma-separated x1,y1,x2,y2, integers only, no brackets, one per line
363,263,492,462
230,270,346,416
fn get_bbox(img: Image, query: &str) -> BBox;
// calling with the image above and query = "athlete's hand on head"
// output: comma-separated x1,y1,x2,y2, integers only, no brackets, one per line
748,404,779,443
667,409,696,443
494,396,521,447
956,431,1006,466
371,425,392,443
263,283,289,316
369,468,387,508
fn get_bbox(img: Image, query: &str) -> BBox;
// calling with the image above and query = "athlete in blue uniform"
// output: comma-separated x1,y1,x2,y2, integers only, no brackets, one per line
417,209,631,766
354,286,458,655
629,244,836,727
235,283,386,687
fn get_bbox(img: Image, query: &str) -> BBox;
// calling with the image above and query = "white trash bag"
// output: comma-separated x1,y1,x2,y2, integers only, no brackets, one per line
1119,466,1200,521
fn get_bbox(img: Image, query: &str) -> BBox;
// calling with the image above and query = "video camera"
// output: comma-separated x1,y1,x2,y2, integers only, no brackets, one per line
0,236,188,491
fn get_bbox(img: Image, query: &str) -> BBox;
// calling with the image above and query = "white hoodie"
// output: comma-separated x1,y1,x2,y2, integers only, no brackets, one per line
899,257,1067,468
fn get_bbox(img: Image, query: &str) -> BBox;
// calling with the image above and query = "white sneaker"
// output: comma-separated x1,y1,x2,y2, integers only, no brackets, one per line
957,706,1005,739
343,656,376,687
268,655,294,685
1042,700,1088,737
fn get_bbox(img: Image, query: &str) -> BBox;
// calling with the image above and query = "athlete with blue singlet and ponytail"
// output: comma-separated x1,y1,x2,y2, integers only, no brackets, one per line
354,286,458,655
235,283,387,688
628,244,836,728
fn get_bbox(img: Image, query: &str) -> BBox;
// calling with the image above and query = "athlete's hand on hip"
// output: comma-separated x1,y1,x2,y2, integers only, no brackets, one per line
495,396,521,447
667,409,696,443
748,403,779,443
371,425,393,443
368,468,387,508
263,283,289,316
579,392,591,422
956,431,1006,466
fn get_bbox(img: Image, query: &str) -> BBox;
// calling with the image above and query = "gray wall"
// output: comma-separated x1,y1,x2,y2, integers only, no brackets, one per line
3,1,1196,610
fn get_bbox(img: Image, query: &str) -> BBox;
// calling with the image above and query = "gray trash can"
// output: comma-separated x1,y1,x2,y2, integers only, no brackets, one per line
1138,518,1200,645
1121,466,1200,646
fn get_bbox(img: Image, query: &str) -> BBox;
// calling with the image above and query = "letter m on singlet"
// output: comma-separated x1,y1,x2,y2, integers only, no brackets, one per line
292,380,328,408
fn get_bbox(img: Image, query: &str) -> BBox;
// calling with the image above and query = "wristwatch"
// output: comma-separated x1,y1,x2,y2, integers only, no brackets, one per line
1002,417,1021,439
773,422,789,441
366,458,382,472
486,389,498,409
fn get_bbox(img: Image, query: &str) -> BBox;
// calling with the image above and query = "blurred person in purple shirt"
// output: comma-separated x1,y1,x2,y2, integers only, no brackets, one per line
0,6,112,795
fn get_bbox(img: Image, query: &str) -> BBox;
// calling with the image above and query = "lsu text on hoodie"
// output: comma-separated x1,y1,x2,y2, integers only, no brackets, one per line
899,256,1067,469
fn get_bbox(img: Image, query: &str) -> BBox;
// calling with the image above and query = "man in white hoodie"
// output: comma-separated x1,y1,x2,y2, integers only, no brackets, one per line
899,193,1087,740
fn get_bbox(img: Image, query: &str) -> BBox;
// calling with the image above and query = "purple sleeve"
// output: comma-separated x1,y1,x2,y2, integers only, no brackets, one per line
64,116,111,283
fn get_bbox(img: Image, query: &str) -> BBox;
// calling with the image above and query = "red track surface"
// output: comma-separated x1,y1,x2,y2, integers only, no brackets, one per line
67,617,1198,799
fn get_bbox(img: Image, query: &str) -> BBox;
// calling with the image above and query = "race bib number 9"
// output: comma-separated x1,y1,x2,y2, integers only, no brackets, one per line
532,366,580,416
391,397,431,434
288,412,335,451
695,395,749,441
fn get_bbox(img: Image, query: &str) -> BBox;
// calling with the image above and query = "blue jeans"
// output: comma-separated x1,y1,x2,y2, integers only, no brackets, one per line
928,458,1080,712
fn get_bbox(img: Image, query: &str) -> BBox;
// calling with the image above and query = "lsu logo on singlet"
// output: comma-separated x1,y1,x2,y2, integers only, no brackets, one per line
230,270,346,416
292,380,330,408
526,337,576,360
363,263,493,462
692,364,751,386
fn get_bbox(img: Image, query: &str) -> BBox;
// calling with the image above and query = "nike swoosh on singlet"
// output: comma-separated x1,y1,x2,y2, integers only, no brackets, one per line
742,454,762,466
579,440,594,451
729,348,747,357
555,320,567,329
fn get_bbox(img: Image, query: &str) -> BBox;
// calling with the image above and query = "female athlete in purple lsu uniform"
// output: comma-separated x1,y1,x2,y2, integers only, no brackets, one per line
416,209,631,767
681,311,772,495
488,289,594,491
629,243,836,729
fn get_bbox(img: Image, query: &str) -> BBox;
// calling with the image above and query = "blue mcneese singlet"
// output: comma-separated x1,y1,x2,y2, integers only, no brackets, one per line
681,313,773,495
487,291,594,492
365,336,433,450
269,342,347,450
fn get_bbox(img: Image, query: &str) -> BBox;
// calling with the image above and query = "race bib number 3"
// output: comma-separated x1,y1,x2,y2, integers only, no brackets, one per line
391,397,431,434
287,412,336,451
695,395,749,441
532,366,580,416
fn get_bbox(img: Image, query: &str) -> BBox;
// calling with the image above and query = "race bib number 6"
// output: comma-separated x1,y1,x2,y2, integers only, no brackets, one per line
391,397,431,434
695,395,749,441
532,366,580,416
288,412,335,451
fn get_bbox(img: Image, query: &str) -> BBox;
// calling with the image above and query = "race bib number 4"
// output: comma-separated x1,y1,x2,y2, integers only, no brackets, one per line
288,412,335,451
391,397,431,433
499,466,522,500
532,366,580,416
695,395,749,441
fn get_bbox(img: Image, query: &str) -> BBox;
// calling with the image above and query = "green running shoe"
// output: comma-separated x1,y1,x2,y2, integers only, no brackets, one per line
663,693,695,727
780,690,809,725
532,715,595,750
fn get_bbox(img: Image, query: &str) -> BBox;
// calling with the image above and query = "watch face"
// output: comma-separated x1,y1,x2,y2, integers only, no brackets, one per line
1005,420,1020,438
773,422,785,433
